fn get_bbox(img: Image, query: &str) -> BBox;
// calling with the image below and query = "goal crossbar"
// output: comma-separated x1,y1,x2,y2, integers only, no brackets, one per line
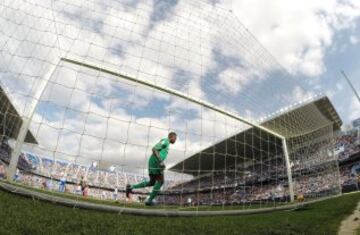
61,57,285,140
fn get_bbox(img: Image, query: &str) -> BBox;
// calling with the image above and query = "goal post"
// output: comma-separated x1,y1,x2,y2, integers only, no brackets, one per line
282,138,294,202
7,59,61,180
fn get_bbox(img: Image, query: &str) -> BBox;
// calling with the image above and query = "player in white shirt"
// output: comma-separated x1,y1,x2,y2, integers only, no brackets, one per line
113,188,118,201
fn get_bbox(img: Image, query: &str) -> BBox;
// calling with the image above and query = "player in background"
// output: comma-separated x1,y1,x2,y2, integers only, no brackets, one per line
113,187,118,201
80,176,88,197
126,132,177,206
59,173,66,192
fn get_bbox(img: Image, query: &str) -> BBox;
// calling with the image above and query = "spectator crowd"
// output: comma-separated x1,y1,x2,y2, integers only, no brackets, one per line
0,128,358,206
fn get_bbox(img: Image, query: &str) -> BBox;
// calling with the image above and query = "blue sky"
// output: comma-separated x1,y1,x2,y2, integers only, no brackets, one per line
290,17,360,124
225,0,360,124
317,18,360,124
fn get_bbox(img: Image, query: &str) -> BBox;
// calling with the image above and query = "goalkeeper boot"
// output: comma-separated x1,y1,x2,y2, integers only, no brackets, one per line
145,200,155,206
126,184,132,199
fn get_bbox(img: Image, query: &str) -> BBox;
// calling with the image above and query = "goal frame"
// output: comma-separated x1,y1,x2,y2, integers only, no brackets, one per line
7,56,295,202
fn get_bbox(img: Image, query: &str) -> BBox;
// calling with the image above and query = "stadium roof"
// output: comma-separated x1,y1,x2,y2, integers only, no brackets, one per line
260,95,342,138
169,96,342,176
0,85,38,144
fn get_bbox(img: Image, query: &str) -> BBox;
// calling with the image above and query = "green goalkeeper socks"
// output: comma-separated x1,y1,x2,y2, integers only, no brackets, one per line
132,180,150,189
131,180,163,202
148,181,163,202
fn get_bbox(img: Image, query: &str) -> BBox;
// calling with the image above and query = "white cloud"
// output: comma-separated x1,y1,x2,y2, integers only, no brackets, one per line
219,0,360,77
349,97,360,120
350,35,359,44
287,86,316,104
214,66,264,95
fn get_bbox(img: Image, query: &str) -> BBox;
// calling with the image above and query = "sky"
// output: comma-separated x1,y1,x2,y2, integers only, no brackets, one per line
0,0,359,174
219,0,360,124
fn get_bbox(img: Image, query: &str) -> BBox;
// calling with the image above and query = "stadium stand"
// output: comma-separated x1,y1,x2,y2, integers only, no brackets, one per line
0,125,358,204
0,79,359,205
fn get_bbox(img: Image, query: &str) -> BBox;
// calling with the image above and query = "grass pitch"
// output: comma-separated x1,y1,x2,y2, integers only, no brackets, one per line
0,188,359,235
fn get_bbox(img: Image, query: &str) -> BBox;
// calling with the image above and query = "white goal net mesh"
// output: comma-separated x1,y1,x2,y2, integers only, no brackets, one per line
0,0,341,212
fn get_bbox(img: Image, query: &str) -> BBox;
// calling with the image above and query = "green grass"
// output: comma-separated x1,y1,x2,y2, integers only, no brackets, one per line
0,188,359,235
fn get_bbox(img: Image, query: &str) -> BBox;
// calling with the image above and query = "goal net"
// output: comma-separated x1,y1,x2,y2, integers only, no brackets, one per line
0,0,341,214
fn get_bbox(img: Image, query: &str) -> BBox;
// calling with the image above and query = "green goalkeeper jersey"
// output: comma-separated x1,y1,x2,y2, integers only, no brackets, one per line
148,138,170,175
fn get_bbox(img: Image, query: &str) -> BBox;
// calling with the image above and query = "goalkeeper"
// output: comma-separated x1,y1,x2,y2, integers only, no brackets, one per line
126,132,177,206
